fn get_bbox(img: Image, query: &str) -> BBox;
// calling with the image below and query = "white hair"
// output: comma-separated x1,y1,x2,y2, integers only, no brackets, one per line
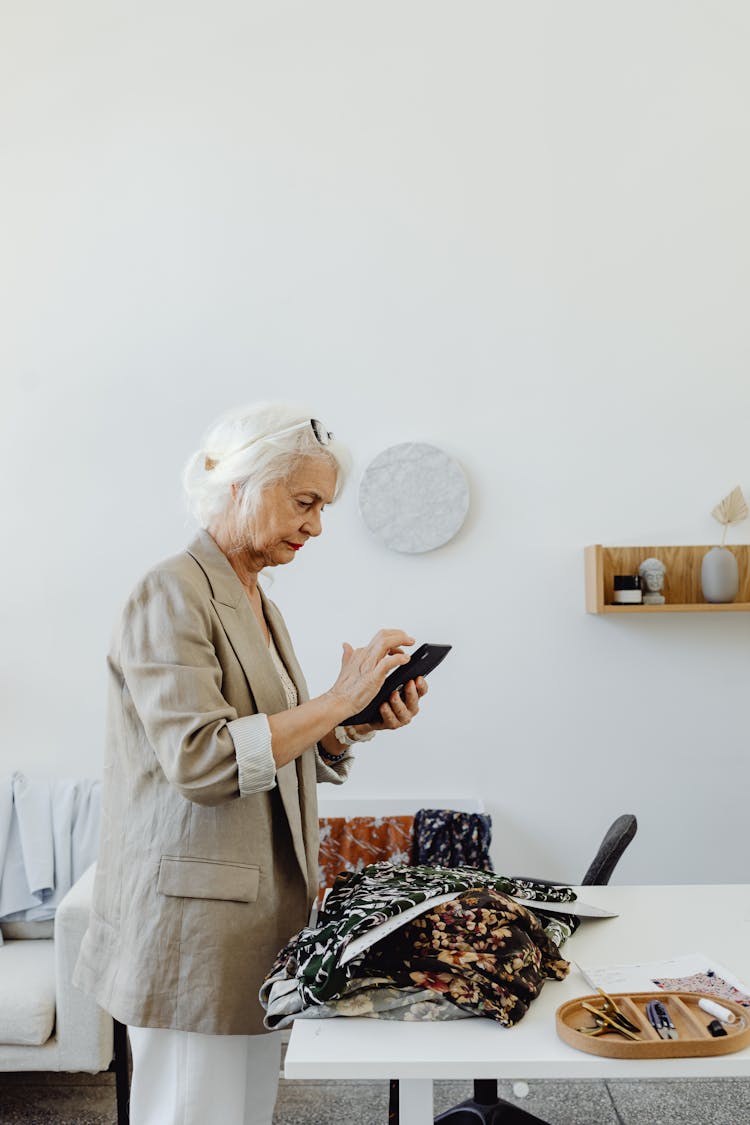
182,402,351,535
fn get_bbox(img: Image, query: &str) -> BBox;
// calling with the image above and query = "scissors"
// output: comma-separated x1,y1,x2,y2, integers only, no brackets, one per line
577,999,641,1041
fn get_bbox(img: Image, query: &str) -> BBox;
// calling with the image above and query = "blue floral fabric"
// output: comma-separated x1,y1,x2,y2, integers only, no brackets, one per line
413,808,493,871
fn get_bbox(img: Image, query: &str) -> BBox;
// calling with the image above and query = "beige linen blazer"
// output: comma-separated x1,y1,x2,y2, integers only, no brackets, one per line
73,530,349,1035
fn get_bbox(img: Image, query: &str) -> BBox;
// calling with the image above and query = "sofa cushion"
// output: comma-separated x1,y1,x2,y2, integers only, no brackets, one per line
0,939,56,1045
0,920,54,940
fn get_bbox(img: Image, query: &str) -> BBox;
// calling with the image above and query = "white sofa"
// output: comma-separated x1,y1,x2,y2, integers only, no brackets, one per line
0,863,130,1123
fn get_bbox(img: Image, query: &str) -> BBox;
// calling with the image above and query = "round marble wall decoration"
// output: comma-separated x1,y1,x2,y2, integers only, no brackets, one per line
358,442,470,553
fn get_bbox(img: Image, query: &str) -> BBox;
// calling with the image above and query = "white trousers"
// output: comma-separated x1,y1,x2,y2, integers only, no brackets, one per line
127,1025,282,1125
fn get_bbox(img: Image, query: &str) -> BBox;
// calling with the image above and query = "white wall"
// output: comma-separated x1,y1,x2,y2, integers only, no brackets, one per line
3,2,750,884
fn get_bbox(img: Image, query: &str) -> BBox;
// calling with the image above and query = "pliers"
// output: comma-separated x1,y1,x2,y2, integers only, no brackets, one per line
646,999,678,1039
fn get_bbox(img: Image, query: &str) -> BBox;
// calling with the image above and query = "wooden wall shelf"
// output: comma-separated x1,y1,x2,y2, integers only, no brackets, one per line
585,544,750,614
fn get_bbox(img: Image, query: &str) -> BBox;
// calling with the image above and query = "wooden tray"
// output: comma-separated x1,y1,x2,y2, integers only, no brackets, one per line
556,992,750,1058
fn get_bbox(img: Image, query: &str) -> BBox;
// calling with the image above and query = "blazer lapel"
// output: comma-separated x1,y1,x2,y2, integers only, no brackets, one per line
259,589,313,888
186,532,312,889
187,534,287,716
262,590,320,894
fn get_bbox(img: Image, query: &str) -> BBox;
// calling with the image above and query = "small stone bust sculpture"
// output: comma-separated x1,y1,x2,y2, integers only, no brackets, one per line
638,557,666,604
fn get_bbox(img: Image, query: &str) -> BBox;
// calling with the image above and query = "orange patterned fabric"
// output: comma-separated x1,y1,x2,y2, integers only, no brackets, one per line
317,816,414,905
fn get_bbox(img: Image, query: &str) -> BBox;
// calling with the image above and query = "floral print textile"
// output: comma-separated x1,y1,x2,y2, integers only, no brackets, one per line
317,816,413,905
413,809,493,871
260,861,577,1028
361,887,570,1026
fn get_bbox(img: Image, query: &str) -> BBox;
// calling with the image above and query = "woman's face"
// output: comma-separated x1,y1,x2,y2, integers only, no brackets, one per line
240,456,338,570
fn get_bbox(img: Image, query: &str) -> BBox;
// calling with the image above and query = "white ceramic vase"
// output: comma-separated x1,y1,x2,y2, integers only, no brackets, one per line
701,547,739,603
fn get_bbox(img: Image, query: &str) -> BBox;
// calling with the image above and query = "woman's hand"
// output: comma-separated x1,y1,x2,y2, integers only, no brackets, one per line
328,629,415,717
346,675,429,736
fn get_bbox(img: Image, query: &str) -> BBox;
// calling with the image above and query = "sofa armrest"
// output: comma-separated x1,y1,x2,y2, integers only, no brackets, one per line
54,863,113,1072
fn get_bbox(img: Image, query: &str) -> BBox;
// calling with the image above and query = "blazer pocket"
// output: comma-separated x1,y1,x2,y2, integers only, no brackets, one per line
157,856,260,903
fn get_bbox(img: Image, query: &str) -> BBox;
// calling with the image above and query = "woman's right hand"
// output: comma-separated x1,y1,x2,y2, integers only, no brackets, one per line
328,629,415,716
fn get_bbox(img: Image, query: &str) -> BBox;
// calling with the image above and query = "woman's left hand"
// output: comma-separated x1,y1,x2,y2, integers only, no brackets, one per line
346,676,428,737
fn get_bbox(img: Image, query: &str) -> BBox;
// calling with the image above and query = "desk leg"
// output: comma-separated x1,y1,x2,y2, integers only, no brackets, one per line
398,1078,434,1125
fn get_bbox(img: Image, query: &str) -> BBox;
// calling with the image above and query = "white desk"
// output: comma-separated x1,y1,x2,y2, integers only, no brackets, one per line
285,884,750,1123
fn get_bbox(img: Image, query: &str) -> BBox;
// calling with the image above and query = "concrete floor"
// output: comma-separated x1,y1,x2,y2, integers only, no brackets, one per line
0,1071,749,1124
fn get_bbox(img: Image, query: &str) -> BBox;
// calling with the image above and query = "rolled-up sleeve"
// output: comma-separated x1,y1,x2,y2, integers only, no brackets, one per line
228,715,276,794
314,748,353,785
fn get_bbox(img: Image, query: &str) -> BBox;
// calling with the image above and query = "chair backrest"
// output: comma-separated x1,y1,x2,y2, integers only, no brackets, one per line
581,814,638,886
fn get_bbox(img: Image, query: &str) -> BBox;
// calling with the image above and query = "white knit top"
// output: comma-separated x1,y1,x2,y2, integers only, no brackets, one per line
268,633,298,709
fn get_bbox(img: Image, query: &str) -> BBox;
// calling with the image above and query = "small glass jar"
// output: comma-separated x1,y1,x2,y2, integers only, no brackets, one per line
612,575,642,604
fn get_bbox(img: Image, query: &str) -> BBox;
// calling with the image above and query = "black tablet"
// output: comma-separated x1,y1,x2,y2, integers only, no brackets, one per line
341,643,452,726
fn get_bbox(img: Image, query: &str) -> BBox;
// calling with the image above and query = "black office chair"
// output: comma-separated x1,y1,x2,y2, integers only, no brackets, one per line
387,814,638,1125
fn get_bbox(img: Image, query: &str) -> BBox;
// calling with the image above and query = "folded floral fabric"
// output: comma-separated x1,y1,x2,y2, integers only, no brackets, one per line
260,861,577,1027
361,886,570,1026
317,816,414,905
413,809,493,871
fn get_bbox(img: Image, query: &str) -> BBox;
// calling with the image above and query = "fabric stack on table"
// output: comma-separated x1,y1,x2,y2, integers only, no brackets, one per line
260,861,578,1030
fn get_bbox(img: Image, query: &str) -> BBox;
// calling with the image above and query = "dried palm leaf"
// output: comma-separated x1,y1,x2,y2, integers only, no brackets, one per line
711,485,748,545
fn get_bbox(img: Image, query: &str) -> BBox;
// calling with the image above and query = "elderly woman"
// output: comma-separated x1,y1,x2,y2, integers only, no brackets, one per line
74,403,428,1125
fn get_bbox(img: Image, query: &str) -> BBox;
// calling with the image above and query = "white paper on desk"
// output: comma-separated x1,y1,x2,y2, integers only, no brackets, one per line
514,897,618,919
577,953,750,999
